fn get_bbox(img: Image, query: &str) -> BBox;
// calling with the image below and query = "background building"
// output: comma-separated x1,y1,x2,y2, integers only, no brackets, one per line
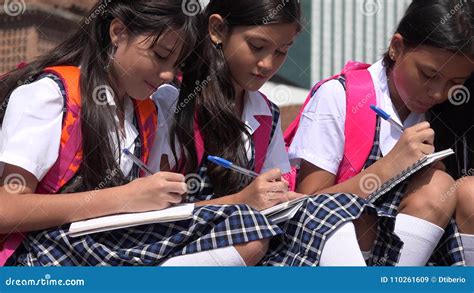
0,0,94,73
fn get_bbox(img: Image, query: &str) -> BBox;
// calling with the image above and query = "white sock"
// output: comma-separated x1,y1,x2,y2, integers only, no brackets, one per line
159,246,246,266
319,221,367,266
361,250,371,261
461,233,474,266
395,214,444,266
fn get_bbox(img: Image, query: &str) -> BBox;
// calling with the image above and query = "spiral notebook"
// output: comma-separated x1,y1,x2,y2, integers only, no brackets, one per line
67,204,195,238
366,149,455,203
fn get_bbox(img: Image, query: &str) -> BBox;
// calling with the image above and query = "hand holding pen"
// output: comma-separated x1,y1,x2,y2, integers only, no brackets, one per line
122,149,187,211
207,155,301,210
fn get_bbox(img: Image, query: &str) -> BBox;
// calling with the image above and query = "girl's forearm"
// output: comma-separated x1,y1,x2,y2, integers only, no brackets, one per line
0,185,131,234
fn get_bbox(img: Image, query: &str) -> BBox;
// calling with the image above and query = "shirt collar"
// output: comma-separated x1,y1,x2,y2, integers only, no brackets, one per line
242,91,272,135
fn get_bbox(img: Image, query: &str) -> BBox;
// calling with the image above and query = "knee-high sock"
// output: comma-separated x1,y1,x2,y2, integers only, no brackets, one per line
395,213,444,266
461,233,474,266
319,221,367,266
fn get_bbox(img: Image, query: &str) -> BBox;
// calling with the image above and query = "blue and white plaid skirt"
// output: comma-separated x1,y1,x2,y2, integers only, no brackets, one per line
10,204,282,266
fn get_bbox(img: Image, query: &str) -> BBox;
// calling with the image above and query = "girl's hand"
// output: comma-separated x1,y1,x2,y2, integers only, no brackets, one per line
122,172,187,213
235,169,300,210
384,122,435,173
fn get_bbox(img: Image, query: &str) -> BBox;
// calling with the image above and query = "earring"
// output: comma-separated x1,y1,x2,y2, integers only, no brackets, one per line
105,43,118,72
389,51,396,61
214,41,223,50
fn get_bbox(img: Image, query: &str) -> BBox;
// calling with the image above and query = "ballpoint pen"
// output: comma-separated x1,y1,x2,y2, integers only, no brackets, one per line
123,148,154,176
207,155,259,178
370,104,405,132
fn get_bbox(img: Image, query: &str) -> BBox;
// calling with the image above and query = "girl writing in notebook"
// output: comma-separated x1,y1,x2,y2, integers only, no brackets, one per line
0,0,281,266
288,0,474,266
155,0,304,266
160,0,400,267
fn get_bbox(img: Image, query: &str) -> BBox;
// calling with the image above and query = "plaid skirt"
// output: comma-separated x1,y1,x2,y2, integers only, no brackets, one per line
260,192,405,266
8,204,282,266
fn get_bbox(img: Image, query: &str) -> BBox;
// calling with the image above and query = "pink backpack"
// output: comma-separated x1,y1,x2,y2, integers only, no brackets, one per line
283,61,377,191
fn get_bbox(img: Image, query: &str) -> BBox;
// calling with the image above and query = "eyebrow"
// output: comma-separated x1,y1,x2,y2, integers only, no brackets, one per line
247,36,294,47
421,64,470,80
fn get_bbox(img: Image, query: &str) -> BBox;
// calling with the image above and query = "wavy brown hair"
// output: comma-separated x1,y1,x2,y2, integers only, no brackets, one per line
171,0,302,196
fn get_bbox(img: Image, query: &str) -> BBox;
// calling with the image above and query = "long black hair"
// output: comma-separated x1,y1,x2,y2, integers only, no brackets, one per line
0,0,197,190
383,0,474,69
381,0,474,179
171,0,302,196
431,76,474,179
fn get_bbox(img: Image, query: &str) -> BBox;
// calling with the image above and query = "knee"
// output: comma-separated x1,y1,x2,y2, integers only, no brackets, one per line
234,239,270,266
456,177,474,217
401,169,456,224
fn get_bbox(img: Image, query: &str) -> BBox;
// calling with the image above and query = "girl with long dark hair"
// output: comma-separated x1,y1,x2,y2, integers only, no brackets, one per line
288,0,474,266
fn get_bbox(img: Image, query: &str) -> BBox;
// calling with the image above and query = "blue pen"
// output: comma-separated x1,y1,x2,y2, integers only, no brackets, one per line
207,155,259,178
370,105,405,132
123,148,154,176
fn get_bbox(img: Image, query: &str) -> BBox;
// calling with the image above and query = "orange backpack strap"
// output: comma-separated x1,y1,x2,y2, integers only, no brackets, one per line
1,66,83,266
36,66,83,194
133,99,158,177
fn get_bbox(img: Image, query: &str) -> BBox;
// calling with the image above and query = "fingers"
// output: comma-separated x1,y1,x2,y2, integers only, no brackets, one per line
420,144,435,155
407,121,431,132
156,172,185,182
164,181,188,195
414,128,435,146
260,169,283,182
165,193,184,204
286,191,306,201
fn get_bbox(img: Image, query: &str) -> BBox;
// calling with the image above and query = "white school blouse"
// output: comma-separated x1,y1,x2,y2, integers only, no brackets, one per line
0,77,155,180
149,85,291,174
288,60,426,175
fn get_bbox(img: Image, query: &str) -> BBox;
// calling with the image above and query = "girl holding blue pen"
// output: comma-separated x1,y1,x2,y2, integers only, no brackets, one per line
156,0,306,267
288,0,474,266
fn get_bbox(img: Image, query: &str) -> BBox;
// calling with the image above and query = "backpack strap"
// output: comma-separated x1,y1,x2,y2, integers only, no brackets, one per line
36,66,83,194
133,99,158,177
336,68,377,183
283,61,376,190
1,66,82,266
253,92,280,174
